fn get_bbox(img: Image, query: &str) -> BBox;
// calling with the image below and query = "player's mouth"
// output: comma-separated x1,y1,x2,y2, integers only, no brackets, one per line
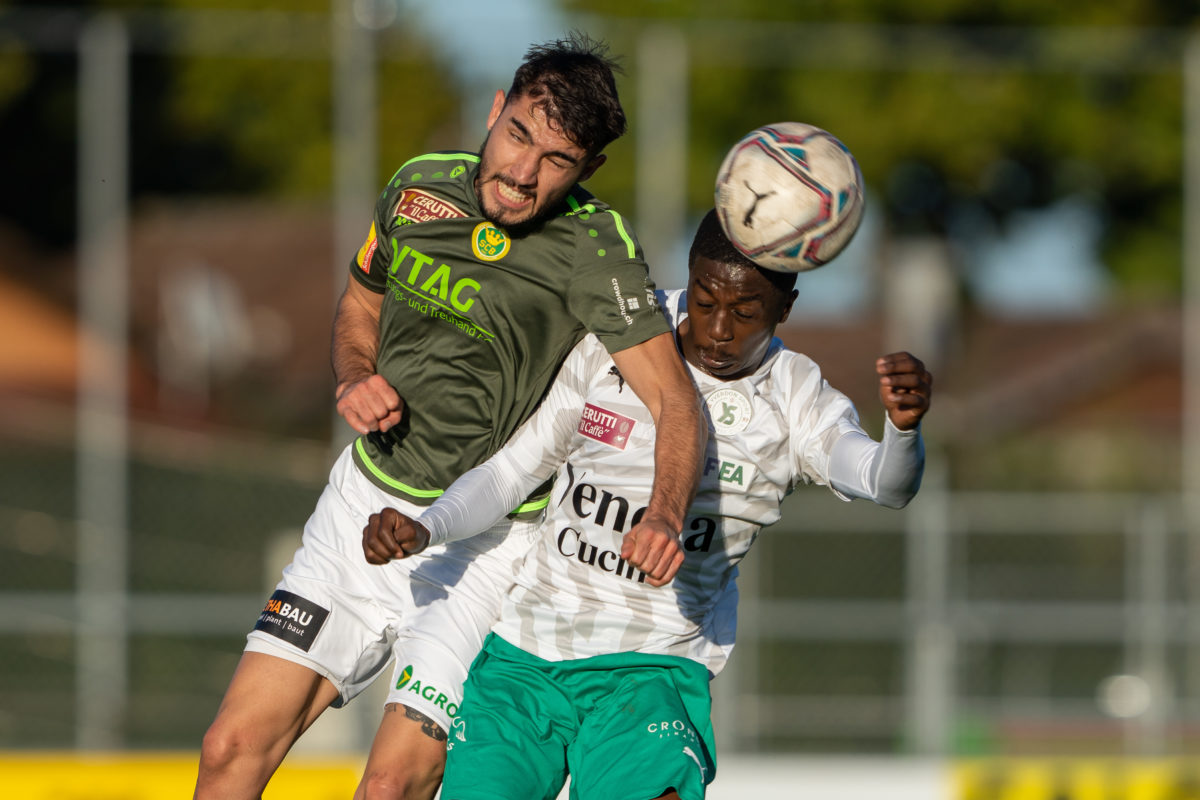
491,177,534,210
697,349,737,375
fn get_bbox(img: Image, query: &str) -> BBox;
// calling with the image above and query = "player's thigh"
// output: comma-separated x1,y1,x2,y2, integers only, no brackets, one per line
245,455,430,706
206,651,339,746
439,637,573,800
568,666,715,800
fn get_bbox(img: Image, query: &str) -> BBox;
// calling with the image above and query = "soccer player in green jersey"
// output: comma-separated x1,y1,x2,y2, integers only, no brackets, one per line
194,34,705,800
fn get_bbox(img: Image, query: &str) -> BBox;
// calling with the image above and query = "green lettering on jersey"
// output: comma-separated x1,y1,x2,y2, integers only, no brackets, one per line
389,238,483,315
388,241,410,275
718,462,744,486
420,264,452,300
450,278,480,313
408,251,433,284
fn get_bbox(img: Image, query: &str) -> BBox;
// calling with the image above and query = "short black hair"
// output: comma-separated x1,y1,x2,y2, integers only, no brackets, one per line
689,209,799,295
507,32,626,155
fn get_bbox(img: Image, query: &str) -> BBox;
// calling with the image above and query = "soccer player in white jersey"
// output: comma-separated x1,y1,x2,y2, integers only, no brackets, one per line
363,209,933,800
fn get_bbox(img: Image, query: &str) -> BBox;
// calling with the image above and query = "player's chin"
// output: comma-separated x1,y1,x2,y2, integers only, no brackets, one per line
482,190,538,227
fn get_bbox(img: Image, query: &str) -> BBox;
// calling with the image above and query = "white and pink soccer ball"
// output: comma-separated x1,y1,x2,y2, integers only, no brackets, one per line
715,121,865,273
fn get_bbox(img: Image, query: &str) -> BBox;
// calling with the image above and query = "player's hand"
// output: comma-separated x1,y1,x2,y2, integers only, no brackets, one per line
876,352,933,431
336,374,404,435
362,507,430,564
620,517,685,587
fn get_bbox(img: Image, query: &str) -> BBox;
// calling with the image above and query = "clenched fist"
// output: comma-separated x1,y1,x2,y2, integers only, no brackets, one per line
362,507,431,565
875,352,932,431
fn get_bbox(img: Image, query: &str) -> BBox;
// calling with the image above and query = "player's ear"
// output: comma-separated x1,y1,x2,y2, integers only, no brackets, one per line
777,289,798,325
579,153,606,182
486,90,506,130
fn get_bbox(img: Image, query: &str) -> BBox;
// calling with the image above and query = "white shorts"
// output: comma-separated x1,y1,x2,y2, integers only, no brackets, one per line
245,444,540,733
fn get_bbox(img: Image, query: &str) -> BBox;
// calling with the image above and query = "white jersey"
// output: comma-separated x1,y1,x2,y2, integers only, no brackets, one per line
420,289,922,675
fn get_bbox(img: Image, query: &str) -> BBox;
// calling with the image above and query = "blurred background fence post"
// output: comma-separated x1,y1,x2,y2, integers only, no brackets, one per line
74,11,130,751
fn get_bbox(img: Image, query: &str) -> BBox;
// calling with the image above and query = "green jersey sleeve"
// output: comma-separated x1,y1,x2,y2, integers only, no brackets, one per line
564,206,670,353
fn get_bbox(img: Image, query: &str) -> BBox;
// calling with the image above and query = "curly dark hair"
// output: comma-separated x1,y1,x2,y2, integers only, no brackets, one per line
507,31,627,155
689,209,799,294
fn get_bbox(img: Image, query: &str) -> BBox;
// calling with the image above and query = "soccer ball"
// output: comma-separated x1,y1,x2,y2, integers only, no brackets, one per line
714,122,865,272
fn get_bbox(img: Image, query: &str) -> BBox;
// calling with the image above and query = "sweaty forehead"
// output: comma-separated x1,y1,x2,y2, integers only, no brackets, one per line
692,258,769,299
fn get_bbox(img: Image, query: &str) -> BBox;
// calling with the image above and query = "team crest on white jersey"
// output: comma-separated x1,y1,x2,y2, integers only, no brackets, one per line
705,387,752,434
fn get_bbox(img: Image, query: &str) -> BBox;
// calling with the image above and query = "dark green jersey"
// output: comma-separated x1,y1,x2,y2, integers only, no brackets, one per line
348,152,669,508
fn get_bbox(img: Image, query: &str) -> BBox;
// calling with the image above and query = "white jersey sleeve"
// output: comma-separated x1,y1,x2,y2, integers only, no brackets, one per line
781,352,865,488
827,416,925,508
779,351,924,507
419,335,611,547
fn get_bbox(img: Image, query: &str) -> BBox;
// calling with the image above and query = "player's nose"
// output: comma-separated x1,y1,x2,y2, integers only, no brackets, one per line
508,150,539,186
708,310,734,341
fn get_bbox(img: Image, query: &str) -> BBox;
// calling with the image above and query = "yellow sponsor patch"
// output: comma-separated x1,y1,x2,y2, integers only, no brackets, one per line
356,222,378,274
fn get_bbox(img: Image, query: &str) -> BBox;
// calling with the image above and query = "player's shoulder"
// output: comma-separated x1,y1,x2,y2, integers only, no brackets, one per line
658,288,686,329
387,150,479,186
756,342,827,402
375,151,479,217
556,188,641,258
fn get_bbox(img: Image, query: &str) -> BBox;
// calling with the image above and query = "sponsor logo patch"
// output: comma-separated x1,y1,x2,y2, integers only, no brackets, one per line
702,455,755,492
449,716,467,747
392,188,466,225
356,222,378,274
578,403,634,449
610,277,635,326
471,222,510,261
253,589,329,652
397,670,459,717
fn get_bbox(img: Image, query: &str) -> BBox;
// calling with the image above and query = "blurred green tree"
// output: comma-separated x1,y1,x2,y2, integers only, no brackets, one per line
0,0,461,248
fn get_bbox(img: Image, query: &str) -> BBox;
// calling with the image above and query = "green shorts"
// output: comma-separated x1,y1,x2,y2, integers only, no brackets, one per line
441,633,717,800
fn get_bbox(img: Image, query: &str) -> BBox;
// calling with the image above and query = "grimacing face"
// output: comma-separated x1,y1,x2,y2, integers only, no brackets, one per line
474,90,605,230
678,255,797,381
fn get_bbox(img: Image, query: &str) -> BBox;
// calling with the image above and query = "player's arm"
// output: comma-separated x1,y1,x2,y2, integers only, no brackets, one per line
609,332,706,587
828,351,932,508
331,275,403,435
363,339,597,564
362,448,534,563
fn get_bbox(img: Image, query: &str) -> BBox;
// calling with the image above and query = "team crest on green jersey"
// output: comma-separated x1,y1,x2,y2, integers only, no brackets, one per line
471,222,510,262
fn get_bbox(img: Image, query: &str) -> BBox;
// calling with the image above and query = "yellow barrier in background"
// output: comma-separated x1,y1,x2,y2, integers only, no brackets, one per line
0,753,364,799
3,754,1199,799
955,759,1200,800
